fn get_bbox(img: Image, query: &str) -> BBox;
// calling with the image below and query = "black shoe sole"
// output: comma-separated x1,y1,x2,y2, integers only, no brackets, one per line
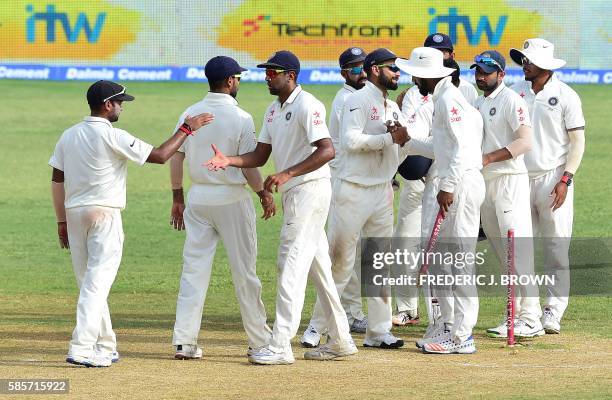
363,340,404,349
300,342,319,348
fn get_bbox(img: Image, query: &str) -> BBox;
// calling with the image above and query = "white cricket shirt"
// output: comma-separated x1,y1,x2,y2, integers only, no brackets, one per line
511,74,585,177
329,83,358,172
475,82,531,180
407,77,483,193
175,92,257,206
49,116,153,209
258,85,331,192
402,77,477,118
337,81,408,186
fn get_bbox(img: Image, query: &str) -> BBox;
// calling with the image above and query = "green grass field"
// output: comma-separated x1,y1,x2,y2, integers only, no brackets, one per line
0,80,611,399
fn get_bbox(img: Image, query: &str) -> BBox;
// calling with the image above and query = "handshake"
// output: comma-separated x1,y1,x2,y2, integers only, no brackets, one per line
386,120,410,146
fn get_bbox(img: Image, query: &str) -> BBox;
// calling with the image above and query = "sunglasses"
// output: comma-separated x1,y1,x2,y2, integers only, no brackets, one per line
342,66,364,75
474,55,502,70
375,63,400,73
521,56,532,66
265,69,287,79
103,86,125,103
233,74,241,81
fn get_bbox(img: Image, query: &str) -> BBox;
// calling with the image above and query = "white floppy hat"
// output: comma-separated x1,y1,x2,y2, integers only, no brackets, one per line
510,38,566,70
396,47,456,79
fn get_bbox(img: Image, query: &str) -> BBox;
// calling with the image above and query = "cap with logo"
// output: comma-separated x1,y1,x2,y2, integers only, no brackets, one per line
509,38,566,70
257,50,301,73
423,33,454,51
205,56,247,82
363,48,397,71
87,80,135,106
470,50,506,73
339,47,367,68
396,47,456,79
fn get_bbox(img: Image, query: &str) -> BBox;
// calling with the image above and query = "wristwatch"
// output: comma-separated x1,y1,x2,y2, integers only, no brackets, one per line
560,175,572,186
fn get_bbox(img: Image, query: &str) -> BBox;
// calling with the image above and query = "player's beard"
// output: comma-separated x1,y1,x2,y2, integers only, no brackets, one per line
347,76,366,90
476,78,499,93
415,78,429,97
378,73,398,91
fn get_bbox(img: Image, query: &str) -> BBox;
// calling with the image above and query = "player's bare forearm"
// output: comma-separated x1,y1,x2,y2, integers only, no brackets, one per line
229,143,272,168
51,168,68,248
170,152,185,190
148,113,214,164
482,148,513,167
242,167,264,193
285,138,334,177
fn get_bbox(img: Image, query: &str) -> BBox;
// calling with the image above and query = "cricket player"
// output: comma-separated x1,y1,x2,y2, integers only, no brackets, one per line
392,33,478,326
301,47,368,348
205,51,357,364
471,50,544,338
169,56,275,360
509,38,586,334
307,48,410,349
50,80,213,367
397,47,485,354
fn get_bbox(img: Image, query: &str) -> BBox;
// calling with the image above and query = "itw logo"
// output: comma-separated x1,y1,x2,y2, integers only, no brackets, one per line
26,4,106,43
429,7,507,46
243,15,270,37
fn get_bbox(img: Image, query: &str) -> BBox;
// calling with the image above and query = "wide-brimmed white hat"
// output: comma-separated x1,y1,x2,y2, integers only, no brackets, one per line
396,47,456,79
510,38,566,70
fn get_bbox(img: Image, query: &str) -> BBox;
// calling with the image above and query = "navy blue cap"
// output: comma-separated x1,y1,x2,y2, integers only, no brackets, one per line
423,33,454,51
339,47,366,68
87,80,134,105
205,56,247,82
257,50,300,72
363,48,397,71
470,50,506,73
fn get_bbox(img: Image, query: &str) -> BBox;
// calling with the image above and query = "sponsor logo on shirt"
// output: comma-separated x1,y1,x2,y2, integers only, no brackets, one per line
266,108,275,122
450,106,461,122
517,107,525,122
370,106,380,120
421,95,430,103
312,110,322,125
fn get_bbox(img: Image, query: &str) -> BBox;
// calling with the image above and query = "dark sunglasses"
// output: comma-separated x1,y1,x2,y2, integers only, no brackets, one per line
376,63,400,73
265,69,287,79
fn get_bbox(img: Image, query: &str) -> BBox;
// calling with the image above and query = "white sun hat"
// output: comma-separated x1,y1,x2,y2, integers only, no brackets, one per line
510,38,566,70
396,47,456,79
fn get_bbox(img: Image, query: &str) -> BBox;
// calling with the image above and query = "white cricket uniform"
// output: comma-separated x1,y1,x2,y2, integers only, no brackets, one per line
326,83,365,325
475,82,541,326
48,116,153,358
511,74,585,320
171,92,271,349
310,81,409,340
257,85,351,352
407,77,485,341
394,78,476,314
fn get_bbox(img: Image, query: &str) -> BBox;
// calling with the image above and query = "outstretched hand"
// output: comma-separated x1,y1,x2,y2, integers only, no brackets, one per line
204,144,230,171
185,113,214,132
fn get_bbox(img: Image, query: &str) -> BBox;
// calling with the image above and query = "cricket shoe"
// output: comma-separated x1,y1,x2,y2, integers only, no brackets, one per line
350,317,368,334
486,318,516,339
363,332,404,349
422,333,476,354
542,308,561,334
248,346,294,365
95,346,120,363
303,339,358,361
174,344,202,360
514,319,545,338
416,323,449,349
392,310,419,326
247,346,267,358
66,353,112,368
300,324,323,348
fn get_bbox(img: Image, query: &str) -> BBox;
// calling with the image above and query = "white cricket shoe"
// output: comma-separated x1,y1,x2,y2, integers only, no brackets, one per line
350,317,368,334
486,319,512,338
300,324,322,348
247,346,267,357
174,344,203,360
422,333,476,354
95,346,120,363
303,339,358,361
416,323,449,349
542,308,561,334
248,346,294,365
363,332,404,349
66,352,112,368
392,310,419,326
514,319,545,338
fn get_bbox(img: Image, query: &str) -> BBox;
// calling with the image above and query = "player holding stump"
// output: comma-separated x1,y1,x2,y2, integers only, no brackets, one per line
509,38,586,334
50,80,213,367
205,51,357,364
471,50,544,338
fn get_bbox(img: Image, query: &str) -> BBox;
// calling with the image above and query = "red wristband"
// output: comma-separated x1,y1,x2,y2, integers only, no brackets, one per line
179,123,193,136
560,175,572,186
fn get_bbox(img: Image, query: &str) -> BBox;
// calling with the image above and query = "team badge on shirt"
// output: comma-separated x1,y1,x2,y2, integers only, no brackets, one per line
489,107,496,116
548,97,559,106
392,112,398,120
285,111,292,121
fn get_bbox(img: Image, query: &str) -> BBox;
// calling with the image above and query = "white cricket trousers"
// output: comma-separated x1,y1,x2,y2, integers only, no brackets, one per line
480,173,541,326
310,179,394,341
425,170,485,341
530,166,573,320
66,206,122,357
393,178,425,313
173,197,271,348
269,179,351,352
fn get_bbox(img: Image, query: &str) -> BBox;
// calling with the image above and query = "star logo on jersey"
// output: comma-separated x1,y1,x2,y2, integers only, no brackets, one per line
450,107,458,115
370,106,380,121
266,108,276,122
422,95,430,103
519,92,526,98
312,110,323,125
450,107,461,122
